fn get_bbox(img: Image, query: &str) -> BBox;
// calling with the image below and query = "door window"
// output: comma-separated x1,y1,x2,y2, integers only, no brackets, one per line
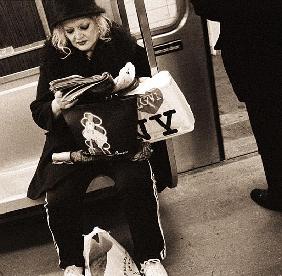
0,1,46,50
0,0,47,77
123,0,179,34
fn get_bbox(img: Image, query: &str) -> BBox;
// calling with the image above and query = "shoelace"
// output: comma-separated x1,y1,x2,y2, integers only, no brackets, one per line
140,258,161,273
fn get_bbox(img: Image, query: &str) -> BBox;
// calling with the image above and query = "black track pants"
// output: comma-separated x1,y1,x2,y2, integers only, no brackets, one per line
44,159,166,269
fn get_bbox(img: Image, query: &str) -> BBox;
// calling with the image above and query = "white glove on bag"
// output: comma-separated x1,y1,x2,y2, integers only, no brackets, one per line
113,62,136,92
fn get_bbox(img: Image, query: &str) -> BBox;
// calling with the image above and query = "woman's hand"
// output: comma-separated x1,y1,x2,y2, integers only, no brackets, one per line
51,91,78,118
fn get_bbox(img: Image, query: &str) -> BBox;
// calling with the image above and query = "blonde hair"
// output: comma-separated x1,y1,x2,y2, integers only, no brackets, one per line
51,15,112,58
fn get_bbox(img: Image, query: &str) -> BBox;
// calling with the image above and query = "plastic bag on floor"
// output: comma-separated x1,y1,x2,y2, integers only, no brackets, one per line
84,227,141,276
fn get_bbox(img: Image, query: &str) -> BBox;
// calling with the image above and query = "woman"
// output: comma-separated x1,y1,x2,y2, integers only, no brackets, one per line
28,1,169,275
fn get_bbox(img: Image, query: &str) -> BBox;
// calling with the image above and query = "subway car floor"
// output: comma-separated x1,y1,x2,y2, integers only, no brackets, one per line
1,55,281,275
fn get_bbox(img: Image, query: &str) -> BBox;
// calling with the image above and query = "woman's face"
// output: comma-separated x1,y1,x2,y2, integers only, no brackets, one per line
63,17,100,54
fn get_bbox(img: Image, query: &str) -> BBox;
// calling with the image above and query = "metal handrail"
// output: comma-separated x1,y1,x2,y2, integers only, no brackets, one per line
0,41,45,60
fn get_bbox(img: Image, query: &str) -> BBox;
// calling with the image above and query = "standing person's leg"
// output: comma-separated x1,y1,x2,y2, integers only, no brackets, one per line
221,47,282,211
44,165,94,272
111,159,168,275
245,99,282,211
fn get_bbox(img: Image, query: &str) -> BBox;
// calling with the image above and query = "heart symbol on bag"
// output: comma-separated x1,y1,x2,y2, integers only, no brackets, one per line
137,88,164,114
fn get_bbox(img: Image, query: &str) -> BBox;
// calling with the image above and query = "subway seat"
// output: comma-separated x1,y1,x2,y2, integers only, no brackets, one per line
0,73,114,215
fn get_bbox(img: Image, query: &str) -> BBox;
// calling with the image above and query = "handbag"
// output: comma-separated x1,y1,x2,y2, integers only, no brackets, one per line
84,227,141,276
126,71,195,143
49,72,116,102
62,95,139,159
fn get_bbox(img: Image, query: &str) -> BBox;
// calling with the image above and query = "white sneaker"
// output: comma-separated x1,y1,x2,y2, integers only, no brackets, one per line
64,265,84,276
140,259,168,276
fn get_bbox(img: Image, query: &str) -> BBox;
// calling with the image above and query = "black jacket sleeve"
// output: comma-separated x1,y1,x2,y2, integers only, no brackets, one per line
30,55,66,132
30,64,56,131
110,24,151,78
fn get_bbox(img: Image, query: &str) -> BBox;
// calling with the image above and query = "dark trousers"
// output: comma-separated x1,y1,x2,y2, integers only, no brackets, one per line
245,100,282,195
221,48,282,195
44,159,166,269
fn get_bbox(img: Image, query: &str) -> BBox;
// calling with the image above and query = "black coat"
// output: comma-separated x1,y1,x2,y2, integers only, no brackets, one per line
28,25,153,199
191,0,282,102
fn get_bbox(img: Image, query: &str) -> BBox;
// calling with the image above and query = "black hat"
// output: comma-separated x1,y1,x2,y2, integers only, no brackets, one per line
45,0,105,29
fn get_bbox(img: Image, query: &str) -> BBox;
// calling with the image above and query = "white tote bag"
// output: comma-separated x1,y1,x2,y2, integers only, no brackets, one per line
126,71,195,143
84,227,141,276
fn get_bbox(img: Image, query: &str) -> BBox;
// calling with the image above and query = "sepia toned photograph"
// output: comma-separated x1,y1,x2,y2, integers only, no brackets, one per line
0,1,281,275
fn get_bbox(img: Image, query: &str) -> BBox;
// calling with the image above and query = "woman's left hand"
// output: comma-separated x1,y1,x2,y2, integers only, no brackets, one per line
52,91,78,118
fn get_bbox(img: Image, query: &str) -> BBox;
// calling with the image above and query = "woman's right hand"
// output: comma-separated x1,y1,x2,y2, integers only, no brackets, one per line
51,91,78,118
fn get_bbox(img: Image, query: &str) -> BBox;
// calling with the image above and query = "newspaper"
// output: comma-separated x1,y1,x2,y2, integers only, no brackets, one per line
49,72,113,102
49,63,136,102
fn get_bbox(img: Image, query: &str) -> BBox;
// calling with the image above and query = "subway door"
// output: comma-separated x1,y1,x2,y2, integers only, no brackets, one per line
118,0,224,172
155,1,224,172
